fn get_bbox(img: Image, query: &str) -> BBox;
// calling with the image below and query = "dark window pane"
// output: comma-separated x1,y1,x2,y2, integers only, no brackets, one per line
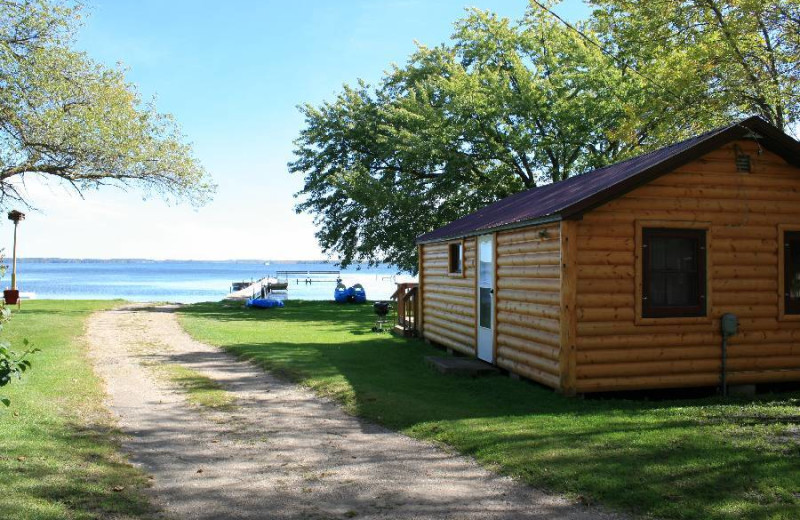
785,233,800,314
651,238,667,270
791,243,800,299
650,271,667,305
665,238,683,270
643,228,705,318
449,243,462,274
648,237,698,307
665,273,696,306
671,238,696,271
479,287,492,329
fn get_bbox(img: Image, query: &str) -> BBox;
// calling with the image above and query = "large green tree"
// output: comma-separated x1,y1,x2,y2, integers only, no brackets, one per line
591,0,800,131
0,0,214,208
291,1,800,273
292,7,650,272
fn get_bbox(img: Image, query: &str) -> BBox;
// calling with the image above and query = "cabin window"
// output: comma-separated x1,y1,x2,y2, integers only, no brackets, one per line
448,242,463,275
642,228,707,318
784,232,800,314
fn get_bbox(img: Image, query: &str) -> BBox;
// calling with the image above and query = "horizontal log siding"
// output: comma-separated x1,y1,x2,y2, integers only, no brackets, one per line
575,141,800,392
495,223,562,388
421,239,477,355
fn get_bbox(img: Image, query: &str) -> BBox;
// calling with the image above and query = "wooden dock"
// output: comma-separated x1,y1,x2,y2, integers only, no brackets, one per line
276,270,341,285
226,277,273,300
226,270,341,300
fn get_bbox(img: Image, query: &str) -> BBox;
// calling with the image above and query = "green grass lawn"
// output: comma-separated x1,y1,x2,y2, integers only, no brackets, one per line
151,363,235,410
0,300,157,520
179,300,800,520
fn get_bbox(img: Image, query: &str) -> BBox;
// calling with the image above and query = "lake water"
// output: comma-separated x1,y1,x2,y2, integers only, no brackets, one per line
8,260,415,303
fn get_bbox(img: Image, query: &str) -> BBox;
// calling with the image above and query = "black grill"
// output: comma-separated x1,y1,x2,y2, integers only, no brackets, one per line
373,301,390,317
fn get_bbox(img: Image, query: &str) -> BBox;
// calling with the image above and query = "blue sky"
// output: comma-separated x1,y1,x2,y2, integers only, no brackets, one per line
14,1,590,260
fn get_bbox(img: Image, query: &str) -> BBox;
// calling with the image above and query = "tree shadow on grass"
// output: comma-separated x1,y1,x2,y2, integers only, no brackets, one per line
153,337,800,520
285,336,800,518
1,418,158,520
174,302,800,418
169,302,800,520
179,299,380,326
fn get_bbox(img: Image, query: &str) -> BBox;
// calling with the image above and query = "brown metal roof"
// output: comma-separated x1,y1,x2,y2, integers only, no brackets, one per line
416,116,800,244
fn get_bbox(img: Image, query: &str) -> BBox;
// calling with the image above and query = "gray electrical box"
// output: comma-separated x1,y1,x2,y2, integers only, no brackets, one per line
721,313,738,337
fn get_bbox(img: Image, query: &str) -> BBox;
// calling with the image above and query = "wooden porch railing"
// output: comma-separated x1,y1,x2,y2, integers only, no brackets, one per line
390,282,419,336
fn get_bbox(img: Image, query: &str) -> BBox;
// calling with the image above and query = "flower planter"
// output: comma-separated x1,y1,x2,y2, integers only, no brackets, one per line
4,289,19,305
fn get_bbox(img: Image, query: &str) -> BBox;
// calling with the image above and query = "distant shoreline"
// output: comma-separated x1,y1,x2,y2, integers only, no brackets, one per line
15,258,339,265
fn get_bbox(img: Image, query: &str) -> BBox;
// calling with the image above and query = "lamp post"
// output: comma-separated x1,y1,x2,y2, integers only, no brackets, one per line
5,210,25,305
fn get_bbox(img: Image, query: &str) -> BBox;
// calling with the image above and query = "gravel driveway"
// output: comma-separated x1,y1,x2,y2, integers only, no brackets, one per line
86,304,626,520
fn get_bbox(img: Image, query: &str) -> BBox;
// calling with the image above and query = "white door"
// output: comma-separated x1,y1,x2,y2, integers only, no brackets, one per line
477,234,495,363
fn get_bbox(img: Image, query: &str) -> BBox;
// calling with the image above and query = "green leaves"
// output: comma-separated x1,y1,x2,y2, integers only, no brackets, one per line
0,341,38,406
0,249,36,407
0,0,215,208
291,6,662,272
291,1,800,272
590,0,800,131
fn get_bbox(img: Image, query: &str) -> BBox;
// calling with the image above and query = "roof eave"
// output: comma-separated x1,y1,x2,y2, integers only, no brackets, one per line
415,213,563,245
561,117,800,219
416,116,800,245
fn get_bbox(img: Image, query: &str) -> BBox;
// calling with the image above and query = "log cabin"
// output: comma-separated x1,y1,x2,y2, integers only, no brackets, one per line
415,116,800,394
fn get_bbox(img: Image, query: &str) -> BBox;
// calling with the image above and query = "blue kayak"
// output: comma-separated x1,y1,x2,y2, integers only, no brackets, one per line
351,283,367,303
334,283,349,303
246,298,284,309
334,283,367,303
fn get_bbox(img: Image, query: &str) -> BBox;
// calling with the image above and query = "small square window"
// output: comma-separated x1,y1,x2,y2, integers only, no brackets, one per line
448,242,463,275
642,228,707,318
